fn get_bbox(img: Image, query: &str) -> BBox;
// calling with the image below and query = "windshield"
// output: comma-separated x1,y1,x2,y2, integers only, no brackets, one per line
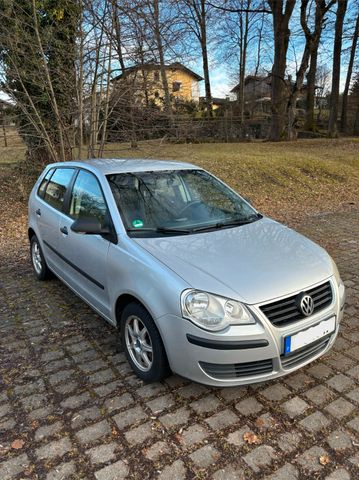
107,169,260,236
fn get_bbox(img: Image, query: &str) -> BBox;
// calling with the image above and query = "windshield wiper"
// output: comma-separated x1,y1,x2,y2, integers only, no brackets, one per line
156,226,191,234
126,227,191,235
192,214,262,232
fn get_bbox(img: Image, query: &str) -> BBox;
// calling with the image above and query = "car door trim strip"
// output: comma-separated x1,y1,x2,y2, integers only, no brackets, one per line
43,240,105,290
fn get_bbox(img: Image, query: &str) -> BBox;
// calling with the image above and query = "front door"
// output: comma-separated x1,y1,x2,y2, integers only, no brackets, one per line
56,169,112,319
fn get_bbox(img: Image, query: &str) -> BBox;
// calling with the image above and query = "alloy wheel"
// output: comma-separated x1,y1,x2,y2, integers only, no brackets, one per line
31,241,43,275
125,315,153,371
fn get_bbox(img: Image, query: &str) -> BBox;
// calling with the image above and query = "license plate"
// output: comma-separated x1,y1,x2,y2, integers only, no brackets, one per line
284,317,336,355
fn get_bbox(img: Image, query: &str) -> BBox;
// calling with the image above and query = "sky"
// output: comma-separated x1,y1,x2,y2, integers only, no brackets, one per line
197,0,358,99
0,91,12,102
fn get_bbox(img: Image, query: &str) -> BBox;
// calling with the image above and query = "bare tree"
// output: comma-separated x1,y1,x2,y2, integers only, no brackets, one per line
328,0,348,137
254,11,266,76
303,0,336,132
179,0,214,116
0,0,80,163
352,73,359,134
287,0,335,139
341,8,359,132
267,0,296,141
218,0,259,122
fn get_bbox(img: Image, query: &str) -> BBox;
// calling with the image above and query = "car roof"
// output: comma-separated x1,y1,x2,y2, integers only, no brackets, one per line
46,158,199,175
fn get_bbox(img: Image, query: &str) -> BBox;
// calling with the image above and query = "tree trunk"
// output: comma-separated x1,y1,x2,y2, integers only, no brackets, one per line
153,0,172,116
254,12,265,77
32,0,67,160
268,0,296,141
303,0,336,131
185,0,212,116
238,5,249,124
112,1,126,74
354,103,359,134
287,0,331,139
287,41,310,140
341,11,359,133
76,3,84,159
200,0,212,117
98,27,113,157
2,117,8,147
328,0,348,137
305,45,319,131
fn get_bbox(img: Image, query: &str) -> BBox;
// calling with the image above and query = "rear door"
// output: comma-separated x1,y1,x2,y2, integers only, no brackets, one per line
35,167,76,272
56,169,113,319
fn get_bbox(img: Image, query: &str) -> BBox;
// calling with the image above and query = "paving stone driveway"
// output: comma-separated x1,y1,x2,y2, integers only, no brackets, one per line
0,210,358,479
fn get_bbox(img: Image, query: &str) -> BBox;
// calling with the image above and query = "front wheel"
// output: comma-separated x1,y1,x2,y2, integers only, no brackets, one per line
30,235,52,280
120,302,170,382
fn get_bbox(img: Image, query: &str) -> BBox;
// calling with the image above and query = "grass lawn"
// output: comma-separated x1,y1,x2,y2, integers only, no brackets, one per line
1,131,358,224
0,127,26,169
101,138,359,223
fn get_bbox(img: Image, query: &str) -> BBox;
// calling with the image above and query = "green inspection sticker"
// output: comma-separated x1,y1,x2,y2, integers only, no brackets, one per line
132,219,144,228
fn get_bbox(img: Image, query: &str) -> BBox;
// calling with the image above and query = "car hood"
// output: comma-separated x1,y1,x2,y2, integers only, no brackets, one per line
133,218,333,304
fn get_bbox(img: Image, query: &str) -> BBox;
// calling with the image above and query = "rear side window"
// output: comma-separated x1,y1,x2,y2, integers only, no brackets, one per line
69,170,108,225
43,168,75,211
37,168,54,198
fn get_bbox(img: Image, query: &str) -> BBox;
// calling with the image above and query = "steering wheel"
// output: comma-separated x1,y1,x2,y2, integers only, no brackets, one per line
177,200,203,217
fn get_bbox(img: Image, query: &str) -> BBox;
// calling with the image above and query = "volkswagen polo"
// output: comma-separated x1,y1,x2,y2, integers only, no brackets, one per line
28,159,346,386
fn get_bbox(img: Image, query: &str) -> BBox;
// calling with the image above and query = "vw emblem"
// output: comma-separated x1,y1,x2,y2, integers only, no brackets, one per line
300,294,314,316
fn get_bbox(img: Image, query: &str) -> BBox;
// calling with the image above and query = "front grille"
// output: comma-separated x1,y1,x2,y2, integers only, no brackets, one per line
260,281,333,327
281,335,331,369
199,359,273,380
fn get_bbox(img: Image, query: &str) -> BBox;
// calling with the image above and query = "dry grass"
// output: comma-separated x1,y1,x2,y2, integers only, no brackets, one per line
0,127,26,168
1,133,358,224
100,138,359,223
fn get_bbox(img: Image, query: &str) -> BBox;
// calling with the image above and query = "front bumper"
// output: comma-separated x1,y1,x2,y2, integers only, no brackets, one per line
156,278,345,387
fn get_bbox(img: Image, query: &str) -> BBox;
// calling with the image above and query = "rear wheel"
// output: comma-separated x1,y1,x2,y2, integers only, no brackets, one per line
30,235,51,280
120,302,170,382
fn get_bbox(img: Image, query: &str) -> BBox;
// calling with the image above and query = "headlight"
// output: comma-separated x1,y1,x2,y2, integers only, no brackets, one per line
181,290,255,331
331,258,341,284
330,257,345,309
330,257,344,287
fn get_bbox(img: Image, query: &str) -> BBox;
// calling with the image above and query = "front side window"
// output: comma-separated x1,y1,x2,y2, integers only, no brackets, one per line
107,169,260,237
43,168,75,211
69,170,108,226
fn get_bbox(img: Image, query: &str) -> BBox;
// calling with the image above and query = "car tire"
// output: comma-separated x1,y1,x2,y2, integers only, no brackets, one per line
120,302,170,382
30,235,52,280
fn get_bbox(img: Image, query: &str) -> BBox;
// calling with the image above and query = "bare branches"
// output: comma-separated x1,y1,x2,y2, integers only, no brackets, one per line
207,1,271,14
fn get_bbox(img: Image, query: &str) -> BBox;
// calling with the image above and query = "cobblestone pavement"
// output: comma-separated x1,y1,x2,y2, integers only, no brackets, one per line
0,210,358,479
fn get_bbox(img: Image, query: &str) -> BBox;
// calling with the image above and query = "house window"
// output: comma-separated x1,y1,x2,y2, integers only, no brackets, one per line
154,71,160,82
172,81,182,92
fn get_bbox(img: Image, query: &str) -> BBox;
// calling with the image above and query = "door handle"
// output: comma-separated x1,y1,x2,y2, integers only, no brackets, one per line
60,226,68,235
36,208,41,216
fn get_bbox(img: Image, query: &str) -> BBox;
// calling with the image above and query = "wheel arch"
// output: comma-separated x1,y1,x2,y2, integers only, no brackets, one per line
115,293,168,350
28,227,36,241
115,293,152,330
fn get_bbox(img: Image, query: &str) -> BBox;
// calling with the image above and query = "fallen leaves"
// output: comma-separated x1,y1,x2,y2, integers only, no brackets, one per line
319,454,330,466
11,439,25,450
243,431,261,445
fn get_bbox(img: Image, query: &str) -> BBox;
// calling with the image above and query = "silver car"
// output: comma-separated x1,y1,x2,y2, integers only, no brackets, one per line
28,159,346,386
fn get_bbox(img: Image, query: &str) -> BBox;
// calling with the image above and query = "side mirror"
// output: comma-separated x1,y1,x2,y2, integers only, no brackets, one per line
71,217,110,235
